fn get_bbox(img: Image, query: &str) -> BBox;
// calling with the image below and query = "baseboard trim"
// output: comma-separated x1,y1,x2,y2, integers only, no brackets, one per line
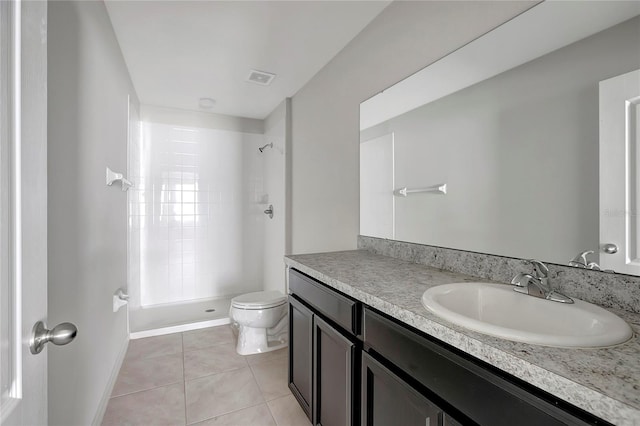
130,317,231,339
91,336,129,426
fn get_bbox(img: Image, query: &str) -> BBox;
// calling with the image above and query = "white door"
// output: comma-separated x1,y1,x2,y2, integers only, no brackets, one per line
1,1,51,424
600,69,640,274
360,133,395,239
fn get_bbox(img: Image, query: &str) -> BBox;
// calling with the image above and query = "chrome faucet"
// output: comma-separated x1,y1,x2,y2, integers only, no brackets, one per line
511,260,573,304
569,250,600,270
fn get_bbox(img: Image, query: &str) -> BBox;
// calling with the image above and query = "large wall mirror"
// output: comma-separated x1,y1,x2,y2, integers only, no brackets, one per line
360,1,640,275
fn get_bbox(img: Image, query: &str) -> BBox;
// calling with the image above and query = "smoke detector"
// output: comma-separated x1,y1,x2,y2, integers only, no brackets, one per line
246,69,276,86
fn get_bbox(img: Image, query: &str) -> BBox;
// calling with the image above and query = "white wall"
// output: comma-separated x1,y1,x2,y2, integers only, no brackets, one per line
127,102,142,310
290,1,537,254
47,2,138,424
263,99,289,293
141,104,264,134
242,128,268,295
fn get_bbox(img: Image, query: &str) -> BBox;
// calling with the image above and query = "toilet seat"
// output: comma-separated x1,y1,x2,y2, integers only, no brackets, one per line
231,290,286,310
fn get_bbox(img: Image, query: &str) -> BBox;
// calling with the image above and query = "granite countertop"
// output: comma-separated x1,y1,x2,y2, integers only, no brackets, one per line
284,250,640,426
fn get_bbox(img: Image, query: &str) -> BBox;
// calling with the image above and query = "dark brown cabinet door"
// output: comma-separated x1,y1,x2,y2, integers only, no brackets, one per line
442,414,464,426
313,316,356,426
361,352,442,426
288,295,314,420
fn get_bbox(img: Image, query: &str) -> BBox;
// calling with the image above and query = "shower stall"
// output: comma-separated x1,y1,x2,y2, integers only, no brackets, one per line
127,102,288,336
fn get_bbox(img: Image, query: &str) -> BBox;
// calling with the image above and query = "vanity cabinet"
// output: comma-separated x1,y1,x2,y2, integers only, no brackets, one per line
288,266,607,426
288,269,361,426
363,307,600,426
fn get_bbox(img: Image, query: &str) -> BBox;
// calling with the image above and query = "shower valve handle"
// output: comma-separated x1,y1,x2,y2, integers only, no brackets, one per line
264,205,274,219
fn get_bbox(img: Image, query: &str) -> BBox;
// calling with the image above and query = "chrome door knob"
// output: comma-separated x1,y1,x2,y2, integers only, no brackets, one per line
29,321,77,354
602,243,619,254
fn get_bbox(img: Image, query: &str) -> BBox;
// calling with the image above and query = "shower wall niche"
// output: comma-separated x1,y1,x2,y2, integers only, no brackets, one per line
128,116,266,313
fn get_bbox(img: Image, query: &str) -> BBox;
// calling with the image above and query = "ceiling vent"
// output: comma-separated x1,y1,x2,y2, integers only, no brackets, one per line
246,69,276,86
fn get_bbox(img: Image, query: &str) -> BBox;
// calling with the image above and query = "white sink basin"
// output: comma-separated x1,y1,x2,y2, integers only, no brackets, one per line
422,282,633,348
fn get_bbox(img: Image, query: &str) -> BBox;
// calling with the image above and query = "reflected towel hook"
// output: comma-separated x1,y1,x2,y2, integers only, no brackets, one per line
394,183,447,197
106,167,132,191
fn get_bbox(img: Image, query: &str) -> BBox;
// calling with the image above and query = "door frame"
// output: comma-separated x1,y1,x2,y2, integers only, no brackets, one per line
1,1,48,424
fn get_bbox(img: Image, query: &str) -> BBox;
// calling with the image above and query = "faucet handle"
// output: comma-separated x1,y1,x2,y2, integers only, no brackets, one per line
569,250,602,271
526,259,549,278
569,250,594,267
511,273,532,287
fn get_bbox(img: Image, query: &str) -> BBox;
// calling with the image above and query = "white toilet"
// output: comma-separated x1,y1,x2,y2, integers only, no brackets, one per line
229,290,288,355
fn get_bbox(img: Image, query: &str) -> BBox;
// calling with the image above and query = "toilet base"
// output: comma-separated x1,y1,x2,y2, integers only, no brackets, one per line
236,325,288,355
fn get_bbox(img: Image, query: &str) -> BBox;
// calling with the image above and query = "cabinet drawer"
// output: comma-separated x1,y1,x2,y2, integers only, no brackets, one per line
363,308,593,426
289,268,360,335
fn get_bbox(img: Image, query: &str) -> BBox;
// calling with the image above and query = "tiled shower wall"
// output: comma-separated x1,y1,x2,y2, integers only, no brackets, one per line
128,122,265,308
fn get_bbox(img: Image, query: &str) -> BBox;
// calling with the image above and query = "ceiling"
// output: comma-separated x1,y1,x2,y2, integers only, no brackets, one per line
105,1,390,120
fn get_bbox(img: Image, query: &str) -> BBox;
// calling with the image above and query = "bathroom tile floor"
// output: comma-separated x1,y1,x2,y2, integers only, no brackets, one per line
102,325,310,426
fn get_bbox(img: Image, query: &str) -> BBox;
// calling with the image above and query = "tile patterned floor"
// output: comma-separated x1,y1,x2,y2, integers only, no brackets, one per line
102,325,310,426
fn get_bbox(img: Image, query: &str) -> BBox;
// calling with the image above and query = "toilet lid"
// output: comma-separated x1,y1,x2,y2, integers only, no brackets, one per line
231,291,286,309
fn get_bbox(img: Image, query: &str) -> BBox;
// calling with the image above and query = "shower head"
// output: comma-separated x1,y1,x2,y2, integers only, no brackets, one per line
259,142,273,153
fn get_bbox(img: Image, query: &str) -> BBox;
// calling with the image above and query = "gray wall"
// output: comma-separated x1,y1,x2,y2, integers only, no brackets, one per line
290,1,537,254
362,16,640,264
48,2,138,424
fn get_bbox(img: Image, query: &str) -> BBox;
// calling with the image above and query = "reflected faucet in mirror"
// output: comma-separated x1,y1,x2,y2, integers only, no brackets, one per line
569,250,601,270
569,250,615,273
511,260,574,304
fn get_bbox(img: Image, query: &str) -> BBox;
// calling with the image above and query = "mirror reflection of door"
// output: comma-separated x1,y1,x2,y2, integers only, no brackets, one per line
360,133,394,240
600,69,640,274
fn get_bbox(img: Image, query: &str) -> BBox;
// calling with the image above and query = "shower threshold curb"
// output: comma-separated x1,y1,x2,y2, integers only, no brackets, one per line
130,317,231,339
